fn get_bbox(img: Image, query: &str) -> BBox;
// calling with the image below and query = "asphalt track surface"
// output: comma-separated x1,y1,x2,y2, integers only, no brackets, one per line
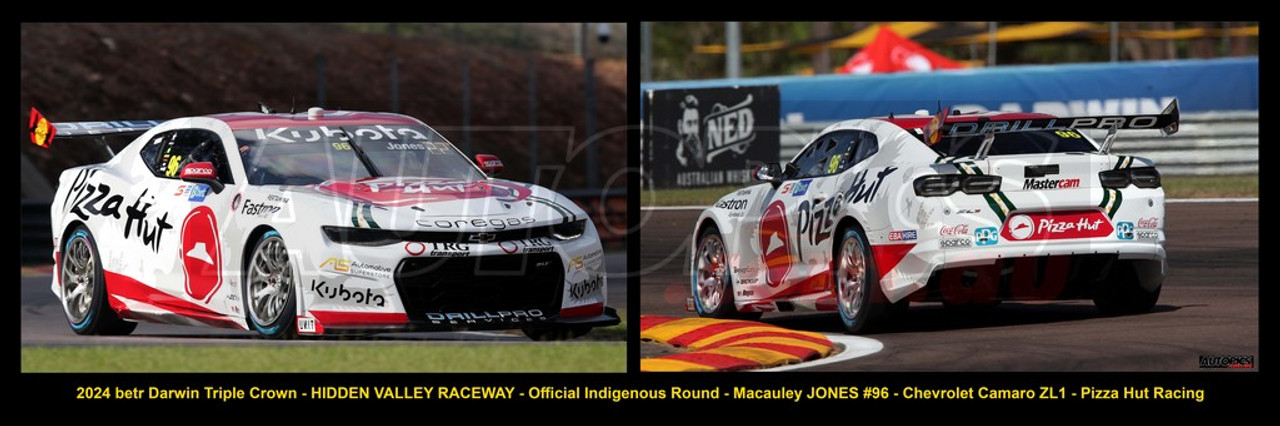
639,202,1258,371
21,252,626,346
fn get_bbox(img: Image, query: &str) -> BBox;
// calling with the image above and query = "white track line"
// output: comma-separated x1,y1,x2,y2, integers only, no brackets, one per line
753,334,884,372
1167,197,1257,203
644,198,1256,211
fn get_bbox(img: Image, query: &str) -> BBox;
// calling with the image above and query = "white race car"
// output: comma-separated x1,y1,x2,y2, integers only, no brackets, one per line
689,101,1179,333
33,107,618,340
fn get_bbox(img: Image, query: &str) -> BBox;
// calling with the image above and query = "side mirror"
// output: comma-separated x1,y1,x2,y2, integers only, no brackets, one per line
754,162,783,187
475,154,504,176
180,162,224,193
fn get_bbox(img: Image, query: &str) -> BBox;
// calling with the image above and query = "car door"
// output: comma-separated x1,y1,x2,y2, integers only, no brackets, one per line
137,128,241,316
784,131,863,289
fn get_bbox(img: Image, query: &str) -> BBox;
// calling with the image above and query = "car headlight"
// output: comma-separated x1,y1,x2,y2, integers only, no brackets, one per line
322,226,403,246
550,220,587,241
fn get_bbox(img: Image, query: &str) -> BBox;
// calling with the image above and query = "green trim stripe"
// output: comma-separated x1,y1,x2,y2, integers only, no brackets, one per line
361,204,381,229
1107,189,1123,218
350,203,361,227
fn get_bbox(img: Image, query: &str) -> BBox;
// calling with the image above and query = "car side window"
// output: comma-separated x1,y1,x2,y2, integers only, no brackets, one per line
792,130,863,179
852,131,879,165
143,129,234,183
138,132,171,175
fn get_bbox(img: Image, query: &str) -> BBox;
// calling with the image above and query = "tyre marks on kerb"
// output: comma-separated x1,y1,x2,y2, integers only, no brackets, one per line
755,334,884,372
640,316,839,372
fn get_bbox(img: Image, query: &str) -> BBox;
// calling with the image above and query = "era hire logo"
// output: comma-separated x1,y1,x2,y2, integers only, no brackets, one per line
1000,211,1114,241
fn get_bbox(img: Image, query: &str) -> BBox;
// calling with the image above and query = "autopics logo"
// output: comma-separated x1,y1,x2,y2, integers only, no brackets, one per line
1199,355,1254,369
675,94,756,168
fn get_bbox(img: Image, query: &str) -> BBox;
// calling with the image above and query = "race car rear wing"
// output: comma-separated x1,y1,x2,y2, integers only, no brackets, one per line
923,99,1180,158
27,107,163,154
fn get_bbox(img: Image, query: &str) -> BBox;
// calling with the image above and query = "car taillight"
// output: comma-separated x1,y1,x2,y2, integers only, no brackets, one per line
1130,167,1162,188
1100,167,1160,189
1099,169,1131,188
961,175,1003,194
914,175,1001,197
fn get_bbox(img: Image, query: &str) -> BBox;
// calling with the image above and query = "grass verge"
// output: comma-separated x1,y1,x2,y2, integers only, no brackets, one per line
641,175,1258,206
22,343,624,373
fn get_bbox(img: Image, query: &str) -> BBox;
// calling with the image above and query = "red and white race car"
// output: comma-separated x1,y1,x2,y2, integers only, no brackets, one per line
33,107,618,339
689,101,1178,333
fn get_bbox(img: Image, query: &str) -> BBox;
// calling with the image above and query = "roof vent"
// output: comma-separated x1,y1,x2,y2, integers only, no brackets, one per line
307,107,324,120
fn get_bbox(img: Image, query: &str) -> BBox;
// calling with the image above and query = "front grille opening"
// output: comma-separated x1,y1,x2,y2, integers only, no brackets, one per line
394,253,563,320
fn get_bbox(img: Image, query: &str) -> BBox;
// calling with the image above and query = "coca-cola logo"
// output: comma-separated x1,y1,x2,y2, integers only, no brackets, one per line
940,224,970,236
1137,217,1160,229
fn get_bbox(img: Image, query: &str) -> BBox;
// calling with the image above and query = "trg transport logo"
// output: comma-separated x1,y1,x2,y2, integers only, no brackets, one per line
675,94,756,168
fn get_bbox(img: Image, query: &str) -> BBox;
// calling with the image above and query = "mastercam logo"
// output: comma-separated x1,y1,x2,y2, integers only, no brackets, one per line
1023,178,1081,190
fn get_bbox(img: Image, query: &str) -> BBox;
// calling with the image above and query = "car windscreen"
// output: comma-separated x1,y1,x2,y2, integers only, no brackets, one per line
926,129,1099,157
234,124,484,185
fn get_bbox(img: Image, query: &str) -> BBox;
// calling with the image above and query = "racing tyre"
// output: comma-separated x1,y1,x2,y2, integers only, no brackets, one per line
61,226,137,335
1093,262,1161,316
834,227,887,334
522,327,591,341
244,231,297,339
692,225,762,321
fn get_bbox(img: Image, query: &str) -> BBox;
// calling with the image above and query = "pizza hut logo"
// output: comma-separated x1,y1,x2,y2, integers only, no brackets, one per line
759,200,791,287
1000,211,1114,241
675,94,756,168
181,206,222,303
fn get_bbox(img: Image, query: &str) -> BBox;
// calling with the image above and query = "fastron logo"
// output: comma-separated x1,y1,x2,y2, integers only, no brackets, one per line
675,94,756,168
1023,178,1081,190
759,200,791,287
181,206,222,303
1001,211,1115,241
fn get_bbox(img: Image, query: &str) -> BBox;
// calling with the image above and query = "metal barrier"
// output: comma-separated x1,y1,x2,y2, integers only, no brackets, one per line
779,111,1258,176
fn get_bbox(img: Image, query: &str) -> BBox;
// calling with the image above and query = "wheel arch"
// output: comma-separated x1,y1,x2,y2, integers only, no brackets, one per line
241,225,279,275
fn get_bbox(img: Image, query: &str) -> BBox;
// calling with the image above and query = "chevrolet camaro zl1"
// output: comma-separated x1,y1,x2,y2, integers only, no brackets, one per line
689,101,1178,333
32,107,618,339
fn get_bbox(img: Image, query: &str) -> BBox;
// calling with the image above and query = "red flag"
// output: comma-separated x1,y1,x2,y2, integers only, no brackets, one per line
840,26,962,74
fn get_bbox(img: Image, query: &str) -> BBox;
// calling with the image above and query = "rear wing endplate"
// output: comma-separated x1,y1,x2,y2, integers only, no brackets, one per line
27,107,163,152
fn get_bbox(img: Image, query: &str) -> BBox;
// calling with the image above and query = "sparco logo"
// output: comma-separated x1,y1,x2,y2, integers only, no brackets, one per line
675,94,756,168
426,309,546,324
1023,178,1081,190
568,275,604,301
311,280,386,307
